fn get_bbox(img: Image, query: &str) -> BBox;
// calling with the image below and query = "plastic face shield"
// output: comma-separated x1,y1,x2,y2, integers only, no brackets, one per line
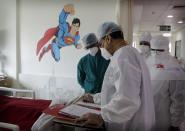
139,41,150,46
151,49,164,55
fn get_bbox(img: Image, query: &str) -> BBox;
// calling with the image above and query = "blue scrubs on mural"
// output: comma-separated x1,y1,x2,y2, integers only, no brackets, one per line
51,9,80,61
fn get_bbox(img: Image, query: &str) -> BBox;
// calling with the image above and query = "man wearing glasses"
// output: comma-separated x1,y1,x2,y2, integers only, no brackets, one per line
76,22,155,131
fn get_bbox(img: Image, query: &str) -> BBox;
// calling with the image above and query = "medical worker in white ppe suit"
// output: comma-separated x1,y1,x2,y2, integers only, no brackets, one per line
139,32,152,59
146,35,185,131
76,22,155,131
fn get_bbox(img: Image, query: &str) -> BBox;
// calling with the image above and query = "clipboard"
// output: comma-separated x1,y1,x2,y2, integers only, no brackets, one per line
53,117,104,130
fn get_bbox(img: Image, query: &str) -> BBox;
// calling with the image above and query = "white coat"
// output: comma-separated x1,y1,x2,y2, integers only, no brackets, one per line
139,45,151,59
146,53,185,131
101,45,155,131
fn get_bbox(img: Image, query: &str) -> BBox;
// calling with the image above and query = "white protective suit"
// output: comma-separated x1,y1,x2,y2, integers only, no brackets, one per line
101,45,155,131
146,35,185,131
139,32,152,59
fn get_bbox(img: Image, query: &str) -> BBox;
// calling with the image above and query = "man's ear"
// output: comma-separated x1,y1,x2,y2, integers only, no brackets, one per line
106,35,112,44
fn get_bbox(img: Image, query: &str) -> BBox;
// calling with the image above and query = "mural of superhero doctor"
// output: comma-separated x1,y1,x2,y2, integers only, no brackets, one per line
37,4,82,62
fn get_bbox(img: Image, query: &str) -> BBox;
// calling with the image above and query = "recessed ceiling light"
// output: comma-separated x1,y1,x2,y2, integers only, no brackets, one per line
167,15,173,18
177,21,183,23
163,33,171,37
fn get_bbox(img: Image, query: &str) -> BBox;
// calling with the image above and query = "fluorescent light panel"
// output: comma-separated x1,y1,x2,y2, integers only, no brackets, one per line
163,33,171,37
177,21,183,24
167,15,173,18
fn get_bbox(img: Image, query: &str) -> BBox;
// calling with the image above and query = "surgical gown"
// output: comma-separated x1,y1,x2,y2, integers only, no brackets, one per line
77,49,110,93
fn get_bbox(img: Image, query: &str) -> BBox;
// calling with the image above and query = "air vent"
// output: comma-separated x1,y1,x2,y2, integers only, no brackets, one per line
172,5,185,9
159,25,171,31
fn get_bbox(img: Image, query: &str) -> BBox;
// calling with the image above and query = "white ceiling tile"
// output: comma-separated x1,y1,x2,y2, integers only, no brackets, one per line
133,0,185,33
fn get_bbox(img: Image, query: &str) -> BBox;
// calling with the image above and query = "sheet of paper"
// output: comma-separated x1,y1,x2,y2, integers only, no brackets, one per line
76,101,101,110
59,104,100,118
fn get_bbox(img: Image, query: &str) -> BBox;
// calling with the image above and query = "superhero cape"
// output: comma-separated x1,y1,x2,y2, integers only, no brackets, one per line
36,27,59,56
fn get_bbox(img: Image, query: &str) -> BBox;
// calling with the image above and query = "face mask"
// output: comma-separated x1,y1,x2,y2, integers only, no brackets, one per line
89,47,98,56
101,48,112,60
139,45,150,54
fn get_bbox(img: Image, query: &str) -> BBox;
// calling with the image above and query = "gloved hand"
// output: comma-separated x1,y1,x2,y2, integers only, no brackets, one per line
168,126,180,131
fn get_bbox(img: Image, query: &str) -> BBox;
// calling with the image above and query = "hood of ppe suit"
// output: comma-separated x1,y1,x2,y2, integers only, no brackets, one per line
140,32,152,43
150,35,169,50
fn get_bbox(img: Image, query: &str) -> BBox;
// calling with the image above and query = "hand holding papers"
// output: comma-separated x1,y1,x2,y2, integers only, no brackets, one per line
75,113,104,127
44,95,104,129
58,99,104,127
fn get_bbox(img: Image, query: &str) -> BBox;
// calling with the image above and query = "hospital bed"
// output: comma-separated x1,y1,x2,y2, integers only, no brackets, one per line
0,84,85,131
0,87,52,131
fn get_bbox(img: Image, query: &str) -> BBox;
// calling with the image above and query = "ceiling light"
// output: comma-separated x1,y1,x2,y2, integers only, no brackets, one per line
177,21,183,24
167,15,173,18
163,33,171,37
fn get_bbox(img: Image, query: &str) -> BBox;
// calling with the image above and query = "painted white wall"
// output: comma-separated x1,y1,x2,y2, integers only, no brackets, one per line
19,74,84,101
0,0,17,80
16,0,117,99
19,0,117,78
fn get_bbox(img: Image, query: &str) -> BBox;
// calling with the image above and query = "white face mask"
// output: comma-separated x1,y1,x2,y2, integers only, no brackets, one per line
89,47,98,56
101,48,112,60
139,45,150,54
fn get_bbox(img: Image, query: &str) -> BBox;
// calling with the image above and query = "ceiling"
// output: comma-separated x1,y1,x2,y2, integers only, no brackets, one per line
133,0,185,34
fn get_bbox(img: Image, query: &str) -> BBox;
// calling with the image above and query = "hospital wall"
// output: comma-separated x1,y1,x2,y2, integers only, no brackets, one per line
0,0,117,99
172,27,185,59
0,0,17,81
